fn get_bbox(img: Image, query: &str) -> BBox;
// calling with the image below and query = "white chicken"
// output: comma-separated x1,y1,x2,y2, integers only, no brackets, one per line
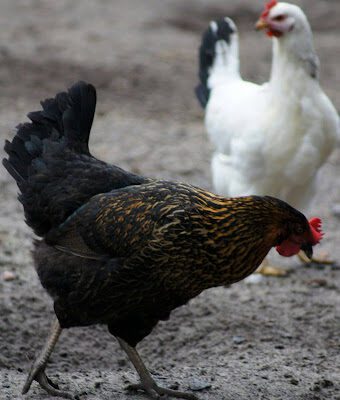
196,0,339,211
195,1,339,274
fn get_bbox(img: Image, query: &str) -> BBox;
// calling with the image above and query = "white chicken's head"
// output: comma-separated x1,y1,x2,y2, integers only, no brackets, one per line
255,1,310,38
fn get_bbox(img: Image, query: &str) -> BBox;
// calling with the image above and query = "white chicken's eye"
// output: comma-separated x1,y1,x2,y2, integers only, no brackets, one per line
273,15,286,21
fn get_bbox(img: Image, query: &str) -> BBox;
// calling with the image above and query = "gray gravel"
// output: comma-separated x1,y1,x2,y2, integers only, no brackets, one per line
0,1,339,399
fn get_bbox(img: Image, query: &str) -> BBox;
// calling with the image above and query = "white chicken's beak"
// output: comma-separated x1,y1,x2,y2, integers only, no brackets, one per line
255,18,269,31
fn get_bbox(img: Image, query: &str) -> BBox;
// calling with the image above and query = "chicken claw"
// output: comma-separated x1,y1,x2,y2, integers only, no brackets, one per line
126,382,199,400
118,337,198,400
23,368,73,399
22,318,72,398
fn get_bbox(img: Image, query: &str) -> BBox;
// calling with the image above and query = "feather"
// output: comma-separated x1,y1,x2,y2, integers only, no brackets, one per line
198,4,339,212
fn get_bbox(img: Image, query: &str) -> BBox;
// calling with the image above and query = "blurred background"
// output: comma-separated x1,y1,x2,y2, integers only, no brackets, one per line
0,1,339,399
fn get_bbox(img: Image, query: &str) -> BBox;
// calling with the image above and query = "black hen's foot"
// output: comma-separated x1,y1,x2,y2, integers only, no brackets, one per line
22,365,73,399
126,382,199,400
21,318,69,397
118,337,199,399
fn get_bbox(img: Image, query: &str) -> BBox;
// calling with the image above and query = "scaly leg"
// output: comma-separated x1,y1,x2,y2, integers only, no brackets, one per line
22,317,73,399
117,337,199,400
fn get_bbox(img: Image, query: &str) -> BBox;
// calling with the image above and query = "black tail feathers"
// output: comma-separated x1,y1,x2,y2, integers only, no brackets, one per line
3,81,97,235
61,81,96,154
195,18,236,108
3,81,96,185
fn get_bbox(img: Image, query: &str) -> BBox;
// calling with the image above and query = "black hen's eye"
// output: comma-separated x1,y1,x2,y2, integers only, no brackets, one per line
273,15,286,21
295,225,304,235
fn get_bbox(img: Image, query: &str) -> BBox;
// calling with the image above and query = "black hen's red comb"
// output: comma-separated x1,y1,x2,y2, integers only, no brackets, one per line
261,0,278,18
309,217,323,245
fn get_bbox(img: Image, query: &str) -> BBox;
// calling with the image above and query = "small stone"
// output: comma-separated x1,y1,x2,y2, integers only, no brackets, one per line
244,274,263,284
94,381,101,389
290,378,299,385
320,379,334,388
117,358,127,367
188,378,211,391
307,279,328,288
169,382,179,390
331,203,340,217
233,335,246,345
1,270,17,281
312,384,321,392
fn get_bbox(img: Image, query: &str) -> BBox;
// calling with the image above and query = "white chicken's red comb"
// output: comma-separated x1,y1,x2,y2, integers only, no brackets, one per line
261,0,278,18
309,217,323,245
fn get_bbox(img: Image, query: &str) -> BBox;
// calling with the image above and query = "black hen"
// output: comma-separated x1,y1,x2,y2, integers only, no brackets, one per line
3,81,320,400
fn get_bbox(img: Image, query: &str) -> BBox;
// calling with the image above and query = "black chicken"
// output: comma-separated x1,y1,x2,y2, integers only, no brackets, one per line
3,82,322,399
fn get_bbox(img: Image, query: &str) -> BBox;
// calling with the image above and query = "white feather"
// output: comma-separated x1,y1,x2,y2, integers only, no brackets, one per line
204,4,339,212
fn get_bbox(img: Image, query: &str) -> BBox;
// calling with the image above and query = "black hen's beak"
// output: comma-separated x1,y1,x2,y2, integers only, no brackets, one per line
301,243,313,260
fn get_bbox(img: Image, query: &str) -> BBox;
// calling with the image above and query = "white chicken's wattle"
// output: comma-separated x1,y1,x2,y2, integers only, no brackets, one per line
196,1,339,212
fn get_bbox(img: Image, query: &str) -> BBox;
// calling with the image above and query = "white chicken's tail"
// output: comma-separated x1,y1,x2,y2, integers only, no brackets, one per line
195,17,240,108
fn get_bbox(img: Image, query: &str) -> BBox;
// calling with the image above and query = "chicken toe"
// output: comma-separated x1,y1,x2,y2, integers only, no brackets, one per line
127,382,199,399
22,318,66,397
26,370,74,399
118,337,198,400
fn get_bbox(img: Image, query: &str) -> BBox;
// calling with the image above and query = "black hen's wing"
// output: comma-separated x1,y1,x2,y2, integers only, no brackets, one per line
45,181,197,260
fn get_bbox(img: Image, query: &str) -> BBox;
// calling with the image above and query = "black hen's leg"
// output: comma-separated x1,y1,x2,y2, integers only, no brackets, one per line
117,337,198,400
22,318,73,399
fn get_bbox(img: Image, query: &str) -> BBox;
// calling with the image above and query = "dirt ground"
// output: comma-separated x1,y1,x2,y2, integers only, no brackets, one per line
0,1,339,399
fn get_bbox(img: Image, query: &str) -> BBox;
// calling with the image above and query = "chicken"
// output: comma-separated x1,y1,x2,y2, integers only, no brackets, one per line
3,81,322,400
195,1,339,273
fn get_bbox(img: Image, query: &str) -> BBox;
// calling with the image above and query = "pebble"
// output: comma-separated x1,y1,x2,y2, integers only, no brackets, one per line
1,270,17,281
188,378,211,391
232,335,246,345
244,274,263,284
313,378,334,390
331,203,340,217
117,358,127,367
307,279,328,288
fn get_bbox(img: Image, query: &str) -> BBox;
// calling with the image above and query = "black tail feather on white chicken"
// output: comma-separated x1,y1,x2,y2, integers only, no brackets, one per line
195,17,238,108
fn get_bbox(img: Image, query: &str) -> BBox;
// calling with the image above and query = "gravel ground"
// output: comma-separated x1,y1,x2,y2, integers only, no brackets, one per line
0,1,339,399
